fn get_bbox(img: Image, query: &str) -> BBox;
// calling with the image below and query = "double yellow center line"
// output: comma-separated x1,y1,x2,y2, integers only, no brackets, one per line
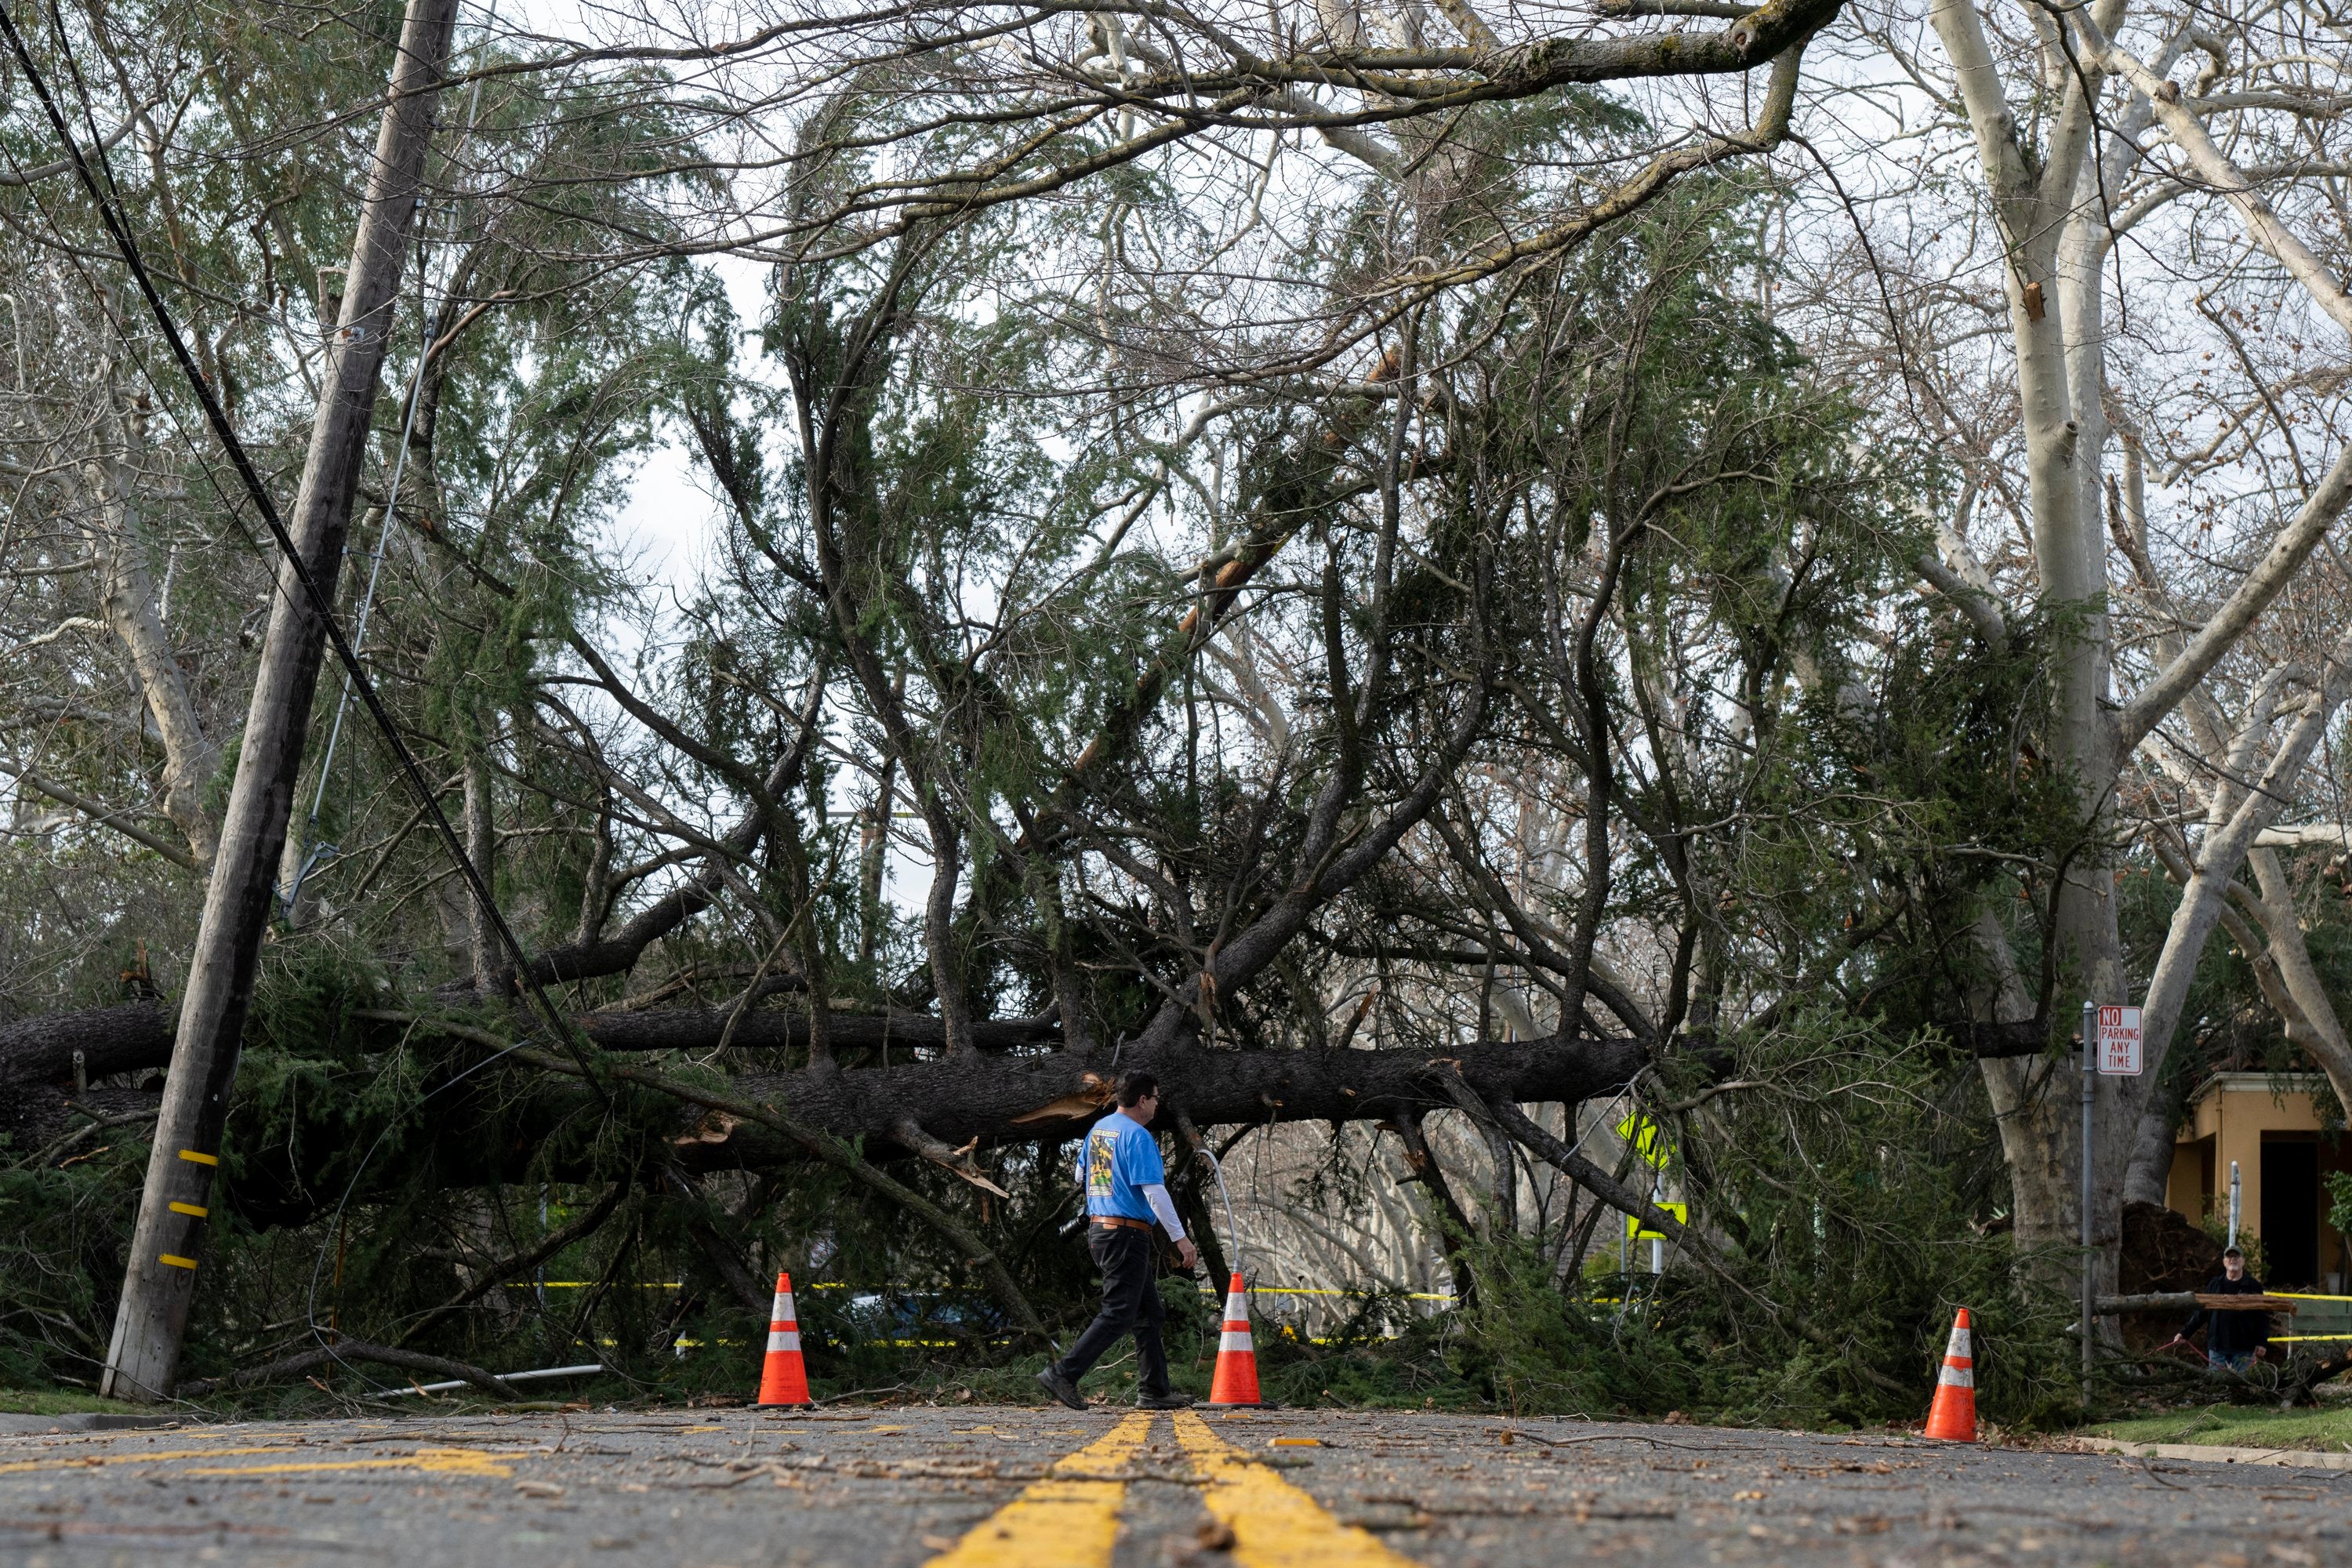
924,1410,1417,1567
923,1411,1152,1568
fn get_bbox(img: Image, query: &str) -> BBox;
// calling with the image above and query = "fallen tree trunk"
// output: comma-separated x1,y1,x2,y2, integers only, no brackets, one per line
0,1001,1056,1093
3,1085,165,1167
4,1007,1651,1206
572,1007,1055,1057
0,1004,173,1088
0,991,2053,1105
2,1000,1642,1149
710,1026,1650,1155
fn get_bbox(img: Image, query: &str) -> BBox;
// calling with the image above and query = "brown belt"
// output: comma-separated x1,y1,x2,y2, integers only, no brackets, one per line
1090,1215,1152,1232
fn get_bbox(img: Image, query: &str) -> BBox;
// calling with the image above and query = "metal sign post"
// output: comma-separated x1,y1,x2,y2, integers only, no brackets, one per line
1650,1178,1667,1276
2081,1003,2146,1403
1623,1203,1687,1273
2080,1000,2094,1403
1614,1110,1672,1287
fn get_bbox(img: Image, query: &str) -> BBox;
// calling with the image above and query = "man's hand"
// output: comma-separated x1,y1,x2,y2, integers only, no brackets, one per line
1177,1237,1200,1272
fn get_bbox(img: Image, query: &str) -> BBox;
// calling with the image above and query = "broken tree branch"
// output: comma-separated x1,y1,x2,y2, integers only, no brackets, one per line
176,1337,523,1401
891,1116,1011,1198
506,1045,1052,1346
394,1180,630,1346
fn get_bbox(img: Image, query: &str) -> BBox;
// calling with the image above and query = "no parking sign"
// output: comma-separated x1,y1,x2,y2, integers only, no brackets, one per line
2096,1005,2143,1075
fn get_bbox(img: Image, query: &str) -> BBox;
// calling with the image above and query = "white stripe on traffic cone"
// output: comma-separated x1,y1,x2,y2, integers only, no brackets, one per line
757,1271,813,1407
1206,1272,1265,1407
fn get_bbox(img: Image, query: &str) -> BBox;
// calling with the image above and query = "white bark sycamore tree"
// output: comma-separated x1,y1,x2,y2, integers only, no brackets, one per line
1896,0,2352,1289
0,364,220,873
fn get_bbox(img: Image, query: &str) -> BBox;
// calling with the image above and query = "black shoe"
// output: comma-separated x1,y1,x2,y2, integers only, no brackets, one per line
1134,1391,1194,1410
1036,1367,1087,1411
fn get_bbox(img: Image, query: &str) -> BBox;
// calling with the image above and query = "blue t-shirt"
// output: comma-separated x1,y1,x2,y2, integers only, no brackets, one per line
1082,1112,1165,1221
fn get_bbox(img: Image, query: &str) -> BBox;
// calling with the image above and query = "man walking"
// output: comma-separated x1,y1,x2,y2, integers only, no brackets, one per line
2169,1244,2272,1372
1036,1071,1200,1411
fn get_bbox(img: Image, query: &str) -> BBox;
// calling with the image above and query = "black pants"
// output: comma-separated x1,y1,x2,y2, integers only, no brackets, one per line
1052,1225,1168,1396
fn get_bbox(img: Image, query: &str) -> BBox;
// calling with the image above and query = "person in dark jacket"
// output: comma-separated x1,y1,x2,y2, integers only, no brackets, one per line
2171,1245,2271,1371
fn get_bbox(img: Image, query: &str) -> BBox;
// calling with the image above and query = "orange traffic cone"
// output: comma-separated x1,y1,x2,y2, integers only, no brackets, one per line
1922,1307,1976,1442
756,1271,813,1408
1206,1272,1267,1407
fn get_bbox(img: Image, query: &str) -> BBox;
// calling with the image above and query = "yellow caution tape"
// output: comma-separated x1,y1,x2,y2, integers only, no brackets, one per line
510,1282,684,1289
1248,1287,1455,1301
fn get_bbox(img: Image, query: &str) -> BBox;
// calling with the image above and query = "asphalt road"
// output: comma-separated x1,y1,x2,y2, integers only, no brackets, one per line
1,1403,2343,1567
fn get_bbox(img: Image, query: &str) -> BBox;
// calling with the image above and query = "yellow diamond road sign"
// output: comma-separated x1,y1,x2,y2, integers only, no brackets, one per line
1616,1112,1670,1167
1625,1202,1687,1241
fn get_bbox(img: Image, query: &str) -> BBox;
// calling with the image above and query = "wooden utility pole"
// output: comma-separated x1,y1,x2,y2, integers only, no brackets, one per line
100,0,462,1402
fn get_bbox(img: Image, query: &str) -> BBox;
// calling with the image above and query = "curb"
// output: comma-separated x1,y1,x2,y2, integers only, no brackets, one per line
2069,1436,2352,1470
0,1413,186,1436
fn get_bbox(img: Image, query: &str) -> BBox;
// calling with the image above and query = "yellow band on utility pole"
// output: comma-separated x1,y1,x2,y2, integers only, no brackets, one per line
177,1149,219,1167
158,1254,198,1270
168,1202,209,1218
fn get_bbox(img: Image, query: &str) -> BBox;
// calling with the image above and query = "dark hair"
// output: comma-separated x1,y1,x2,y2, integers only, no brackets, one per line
1116,1070,1160,1108
2223,1244,2245,1258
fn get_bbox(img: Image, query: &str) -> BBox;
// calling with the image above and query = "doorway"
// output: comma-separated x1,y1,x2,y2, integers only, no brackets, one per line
2263,1138,2321,1287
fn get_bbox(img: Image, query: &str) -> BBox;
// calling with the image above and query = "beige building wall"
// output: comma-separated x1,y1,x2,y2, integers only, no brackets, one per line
2165,1073,2349,1289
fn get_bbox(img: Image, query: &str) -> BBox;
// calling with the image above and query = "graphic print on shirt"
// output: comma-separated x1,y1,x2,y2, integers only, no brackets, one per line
1087,1127,1116,1204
